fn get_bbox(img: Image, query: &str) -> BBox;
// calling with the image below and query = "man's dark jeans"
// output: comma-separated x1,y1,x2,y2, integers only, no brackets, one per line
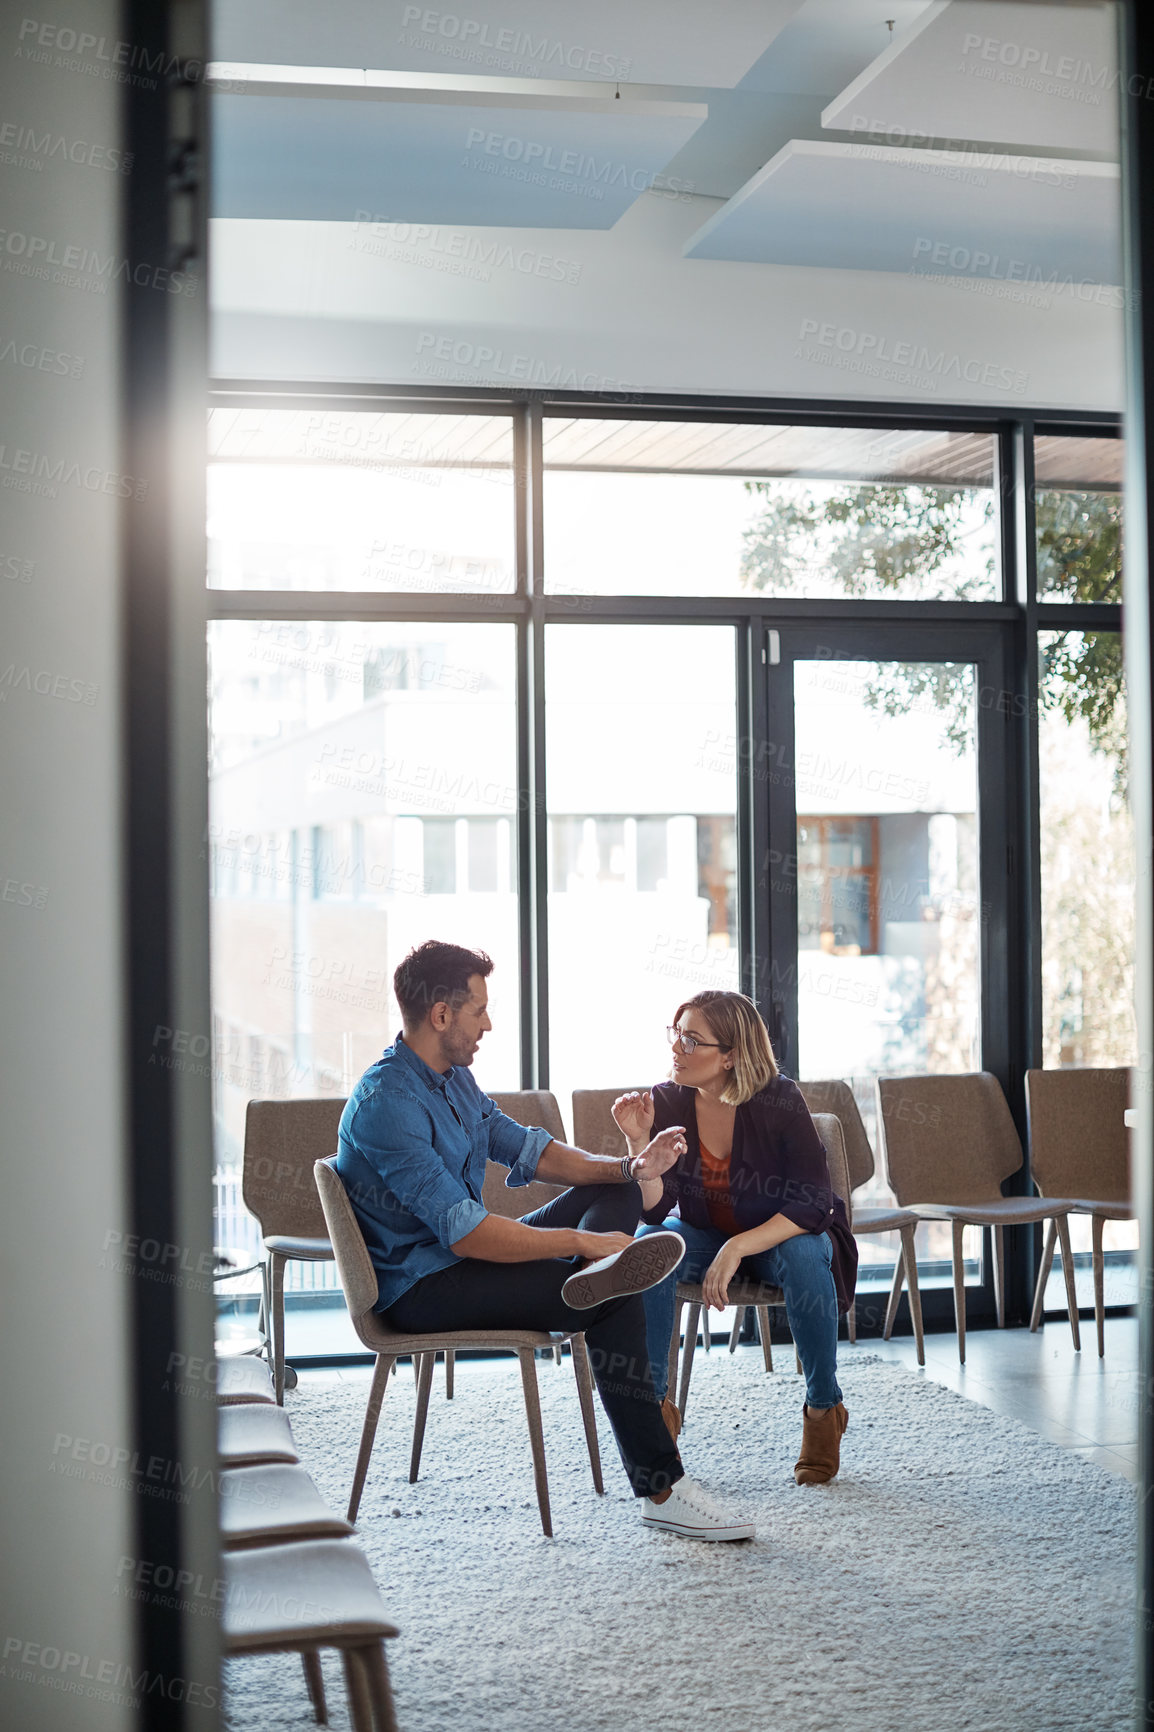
383,1181,684,1499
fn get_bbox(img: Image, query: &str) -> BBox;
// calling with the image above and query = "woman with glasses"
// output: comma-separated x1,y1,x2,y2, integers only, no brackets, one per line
619,990,857,1485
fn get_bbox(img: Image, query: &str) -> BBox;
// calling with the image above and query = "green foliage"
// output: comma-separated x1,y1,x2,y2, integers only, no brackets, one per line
740,478,1124,776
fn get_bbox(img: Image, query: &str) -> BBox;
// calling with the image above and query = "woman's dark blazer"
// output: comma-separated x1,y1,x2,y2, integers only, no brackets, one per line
641,1076,858,1315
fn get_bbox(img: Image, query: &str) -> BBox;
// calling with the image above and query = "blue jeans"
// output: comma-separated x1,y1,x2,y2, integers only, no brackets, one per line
639,1218,843,1411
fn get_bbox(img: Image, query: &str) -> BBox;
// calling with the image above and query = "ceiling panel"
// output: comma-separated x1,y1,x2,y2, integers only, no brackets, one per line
821,0,1118,156
212,0,806,90
211,76,707,227
683,139,1121,284
1033,433,1122,490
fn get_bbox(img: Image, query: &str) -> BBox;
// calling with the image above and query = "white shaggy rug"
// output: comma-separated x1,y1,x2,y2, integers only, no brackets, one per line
224,1351,1136,1732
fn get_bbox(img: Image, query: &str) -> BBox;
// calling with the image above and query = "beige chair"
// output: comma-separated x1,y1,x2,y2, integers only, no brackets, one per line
800,1079,925,1365
216,1353,276,1406
314,1156,602,1537
224,1539,399,1732
1026,1067,1134,1356
671,1113,854,1418
876,1072,1080,1363
218,1401,300,1467
243,1098,344,1403
221,1462,357,1550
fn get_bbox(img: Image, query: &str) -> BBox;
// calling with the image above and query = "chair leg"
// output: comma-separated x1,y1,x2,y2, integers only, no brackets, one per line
900,1223,925,1368
552,1341,563,1366
951,1220,967,1365
701,1306,711,1353
666,1296,684,1411
991,1224,1006,1329
678,1303,701,1417
882,1250,905,1341
728,1306,745,1354
409,1351,436,1483
270,1252,287,1405
1054,1214,1082,1352
301,1650,327,1725
444,1349,455,1401
362,1641,400,1732
570,1333,604,1495
846,1297,857,1344
1092,1213,1107,1358
348,1354,395,1522
755,1306,774,1373
794,1344,803,1377
341,1648,375,1732
1029,1219,1057,1332
517,1349,553,1538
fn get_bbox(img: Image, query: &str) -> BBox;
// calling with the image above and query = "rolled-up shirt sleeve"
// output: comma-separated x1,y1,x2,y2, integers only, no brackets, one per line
481,1098,554,1188
348,1093,488,1251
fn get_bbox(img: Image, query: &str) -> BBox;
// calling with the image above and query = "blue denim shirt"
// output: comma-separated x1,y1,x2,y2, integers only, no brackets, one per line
335,1034,554,1311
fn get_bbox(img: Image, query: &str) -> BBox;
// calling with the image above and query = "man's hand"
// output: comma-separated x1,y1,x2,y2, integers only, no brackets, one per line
572,1230,635,1262
612,1089,655,1147
632,1125,686,1182
702,1240,744,1311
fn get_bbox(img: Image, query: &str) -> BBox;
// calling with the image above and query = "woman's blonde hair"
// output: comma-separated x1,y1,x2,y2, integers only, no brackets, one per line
672,990,778,1107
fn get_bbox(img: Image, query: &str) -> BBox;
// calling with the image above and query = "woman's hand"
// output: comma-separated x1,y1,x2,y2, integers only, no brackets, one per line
612,1089,655,1148
632,1125,686,1182
702,1240,744,1311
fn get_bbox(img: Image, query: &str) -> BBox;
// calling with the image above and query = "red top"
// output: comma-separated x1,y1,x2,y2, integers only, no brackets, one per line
699,1138,740,1238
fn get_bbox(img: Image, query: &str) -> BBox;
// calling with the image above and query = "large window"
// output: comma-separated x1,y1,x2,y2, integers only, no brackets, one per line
206,395,1129,1352
544,624,738,1114
543,419,998,600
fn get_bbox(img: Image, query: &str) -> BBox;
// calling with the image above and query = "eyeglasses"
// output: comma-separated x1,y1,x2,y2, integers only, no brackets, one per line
666,1025,729,1056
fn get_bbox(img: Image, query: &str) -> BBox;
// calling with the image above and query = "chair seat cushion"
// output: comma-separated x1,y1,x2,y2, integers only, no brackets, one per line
263,1235,334,1260
218,1402,299,1467
220,1464,355,1549
676,1279,784,1307
357,1320,573,1354
907,1198,1072,1226
224,1540,399,1649
216,1355,275,1406
852,1205,920,1233
1065,1199,1134,1219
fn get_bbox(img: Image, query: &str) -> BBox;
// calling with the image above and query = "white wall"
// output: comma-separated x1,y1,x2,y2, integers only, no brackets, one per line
211,188,1124,409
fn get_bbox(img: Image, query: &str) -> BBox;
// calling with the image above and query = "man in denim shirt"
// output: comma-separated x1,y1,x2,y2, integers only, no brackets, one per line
336,940,756,1540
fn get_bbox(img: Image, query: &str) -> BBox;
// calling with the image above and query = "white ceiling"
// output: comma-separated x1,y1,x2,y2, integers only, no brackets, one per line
210,0,1121,295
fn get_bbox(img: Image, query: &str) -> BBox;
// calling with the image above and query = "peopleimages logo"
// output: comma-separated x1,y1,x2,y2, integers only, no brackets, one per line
398,6,632,79
796,318,1028,396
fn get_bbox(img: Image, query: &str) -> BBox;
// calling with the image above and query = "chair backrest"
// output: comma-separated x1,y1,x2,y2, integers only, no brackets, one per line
243,1098,346,1238
1025,1067,1132,1204
571,1088,643,1158
811,1113,853,1226
485,1090,568,1217
798,1080,875,1191
876,1072,1023,1207
312,1157,380,1342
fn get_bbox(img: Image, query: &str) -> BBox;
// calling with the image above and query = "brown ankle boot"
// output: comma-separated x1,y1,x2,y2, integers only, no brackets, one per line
793,1402,848,1485
661,1397,682,1442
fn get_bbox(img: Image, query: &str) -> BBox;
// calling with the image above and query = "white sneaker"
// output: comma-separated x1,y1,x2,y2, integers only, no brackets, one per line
561,1231,685,1310
641,1475,755,1543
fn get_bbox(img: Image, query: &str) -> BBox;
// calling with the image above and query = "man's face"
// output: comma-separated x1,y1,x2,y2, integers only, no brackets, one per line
440,975,492,1067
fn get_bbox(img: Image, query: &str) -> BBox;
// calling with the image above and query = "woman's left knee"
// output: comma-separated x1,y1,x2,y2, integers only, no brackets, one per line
777,1232,832,1277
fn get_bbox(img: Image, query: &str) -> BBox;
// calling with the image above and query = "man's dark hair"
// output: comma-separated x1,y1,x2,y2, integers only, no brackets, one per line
393,940,493,1027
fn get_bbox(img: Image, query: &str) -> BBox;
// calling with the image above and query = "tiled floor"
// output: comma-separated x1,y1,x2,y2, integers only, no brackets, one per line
293,1312,1140,1481
864,1313,1139,1480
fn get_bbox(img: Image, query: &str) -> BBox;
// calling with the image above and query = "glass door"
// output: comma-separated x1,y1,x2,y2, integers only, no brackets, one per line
761,624,1015,1314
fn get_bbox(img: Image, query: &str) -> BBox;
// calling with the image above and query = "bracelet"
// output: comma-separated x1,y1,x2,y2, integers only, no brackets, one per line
620,1156,636,1182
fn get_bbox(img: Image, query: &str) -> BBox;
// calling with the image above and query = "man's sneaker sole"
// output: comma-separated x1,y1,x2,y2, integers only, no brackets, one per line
561,1230,685,1310
641,1508,755,1543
